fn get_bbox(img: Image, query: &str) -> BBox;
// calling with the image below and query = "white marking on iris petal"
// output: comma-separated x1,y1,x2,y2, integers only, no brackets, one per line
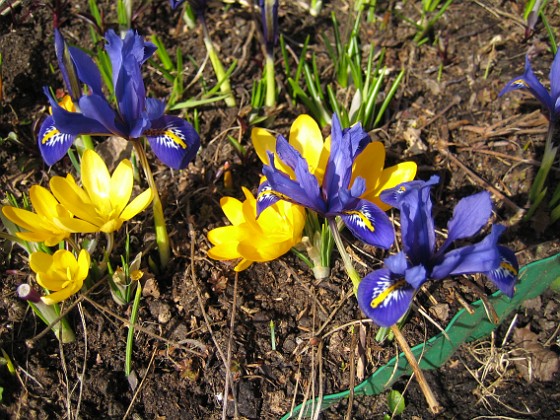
145,126,188,149
344,208,375,232
42,126,65,145
369,275,408,309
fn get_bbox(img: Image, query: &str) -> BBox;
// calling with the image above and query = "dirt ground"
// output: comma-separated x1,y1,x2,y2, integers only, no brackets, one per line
1,0,559,419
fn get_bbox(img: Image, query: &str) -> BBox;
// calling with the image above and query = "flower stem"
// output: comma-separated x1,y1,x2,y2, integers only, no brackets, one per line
133,140,170,268
390,324,441,414
264,54,276,108
327,217,361,293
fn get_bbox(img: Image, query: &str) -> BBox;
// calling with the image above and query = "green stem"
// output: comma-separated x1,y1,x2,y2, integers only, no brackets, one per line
133,140,170,268
525,121,559,220
125,281,142,376
327,217,361,293
200,16,236,107
265,54,276,108
103,232,114,264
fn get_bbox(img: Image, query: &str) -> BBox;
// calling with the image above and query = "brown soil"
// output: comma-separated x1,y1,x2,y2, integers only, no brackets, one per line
1,1,559,419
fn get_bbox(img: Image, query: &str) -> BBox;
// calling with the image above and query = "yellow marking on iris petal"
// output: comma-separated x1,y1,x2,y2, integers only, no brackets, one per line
370,279,406,309
257,189,292,202
145,129,187,149
500,261,517,276
42,128,59,145
344,210,375,232
512,79,528,88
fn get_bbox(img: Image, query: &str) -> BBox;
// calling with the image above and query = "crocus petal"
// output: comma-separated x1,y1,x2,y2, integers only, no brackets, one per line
50,175,101,225
38,115,76,166
119,189,154,221
485,246,518,298
233,258,253,272
29,251,54,274
109,159,134,217
40,287,79,305
220,195,247,225
438,191,492,254
431,225,505,280
351,141,385,195
81,149,112,206
29,185,61,219
146,115,200,169
357,268,415,327
499,55,554,117
340,199,394,249
288,114,325,176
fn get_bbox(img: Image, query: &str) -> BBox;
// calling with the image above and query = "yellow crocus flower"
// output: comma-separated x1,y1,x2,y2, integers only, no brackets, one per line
207,187,305,271
29,249,91,305
50,149,154,233
2,185,96,246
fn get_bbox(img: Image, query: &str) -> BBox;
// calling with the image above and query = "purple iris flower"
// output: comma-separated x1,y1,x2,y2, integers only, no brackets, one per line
38,29,200,170
256,114,395,249
499,50,560,120
357,176,518,327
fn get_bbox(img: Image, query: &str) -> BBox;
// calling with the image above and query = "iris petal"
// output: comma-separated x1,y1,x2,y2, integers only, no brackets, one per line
38,115,76,166
340,199,394,249
499,56,554,116
146,115,200,169
431,225,505,280
357,268,415,327
439,191,492,253
485,246,518,298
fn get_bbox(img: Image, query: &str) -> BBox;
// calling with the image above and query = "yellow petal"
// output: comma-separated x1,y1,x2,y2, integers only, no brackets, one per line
289,114,324,175
76,250,91,280
53,216,99,234
50,175,100,225
252,127,277,165
16,231,67,246
110,159,134,216
233,258,253,271
36,272,66,292
220,196,246,225
119,188,154,222
207,241,242,260
29,185,60,218
29,251,54,274
81,149,111,205
207,225,245,246
352,141,385,197
40,286,79,305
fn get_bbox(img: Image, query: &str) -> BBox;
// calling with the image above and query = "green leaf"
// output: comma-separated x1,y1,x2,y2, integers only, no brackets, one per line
387,389,406,415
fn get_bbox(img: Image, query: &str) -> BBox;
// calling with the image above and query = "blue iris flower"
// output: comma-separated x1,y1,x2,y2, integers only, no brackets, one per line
499,50,560,120
357,176,518,327
38,29,200,170
256,114,395,249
